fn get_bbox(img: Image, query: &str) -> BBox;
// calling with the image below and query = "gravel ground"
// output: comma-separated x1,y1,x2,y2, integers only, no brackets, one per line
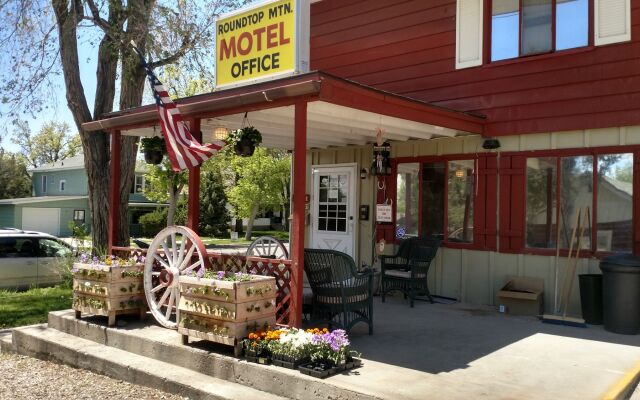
0,353,188,400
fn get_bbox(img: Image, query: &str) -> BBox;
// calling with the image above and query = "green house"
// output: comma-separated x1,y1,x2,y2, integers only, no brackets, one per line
0,155,163,237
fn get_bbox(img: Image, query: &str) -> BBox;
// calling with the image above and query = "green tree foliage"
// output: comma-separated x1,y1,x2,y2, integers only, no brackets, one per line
199,170,231,237
0,150,31,199
139,203,187,237
12,121,82,168
227,148,291,240
143,160,188,226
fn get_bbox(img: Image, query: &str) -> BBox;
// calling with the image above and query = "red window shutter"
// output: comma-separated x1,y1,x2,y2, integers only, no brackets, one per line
634,152,640,255
499,155,526,252
475,155,498,250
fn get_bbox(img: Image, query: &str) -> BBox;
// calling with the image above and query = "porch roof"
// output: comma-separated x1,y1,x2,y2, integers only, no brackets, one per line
82,71,486,150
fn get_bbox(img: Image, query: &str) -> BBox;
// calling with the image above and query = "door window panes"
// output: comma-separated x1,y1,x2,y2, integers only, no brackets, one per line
422,162,445,237
522,0,553,56
556,0,589,50
396,163,420,239
597,154,633,252
491,0,520,61
560,156,593,250
526,157,557,248
447,160,474,243
317,174,348,233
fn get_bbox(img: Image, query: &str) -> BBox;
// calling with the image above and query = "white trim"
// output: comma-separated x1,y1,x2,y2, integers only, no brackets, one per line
0,196,88,205
594,0,631,46
455,0,484,69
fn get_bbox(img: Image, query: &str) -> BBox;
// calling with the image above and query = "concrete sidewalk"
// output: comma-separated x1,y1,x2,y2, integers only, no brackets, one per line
337,297,640,400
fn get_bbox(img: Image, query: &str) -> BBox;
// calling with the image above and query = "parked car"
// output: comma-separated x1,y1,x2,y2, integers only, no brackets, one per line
0,228,74,289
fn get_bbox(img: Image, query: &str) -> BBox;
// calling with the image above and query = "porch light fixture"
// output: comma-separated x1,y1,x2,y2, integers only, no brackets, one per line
213,126,229,141
455,169,465,178
360,168,368,179
482,138,501,150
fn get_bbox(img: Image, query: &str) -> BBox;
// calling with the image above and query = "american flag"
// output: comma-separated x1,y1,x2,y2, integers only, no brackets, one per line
133,46,223,171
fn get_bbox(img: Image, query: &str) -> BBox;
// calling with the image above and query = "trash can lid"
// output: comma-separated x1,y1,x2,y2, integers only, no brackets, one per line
600,254,640,273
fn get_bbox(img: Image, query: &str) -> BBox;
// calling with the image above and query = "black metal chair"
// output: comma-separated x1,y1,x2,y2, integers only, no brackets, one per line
380,236,441,307
303,249,374,335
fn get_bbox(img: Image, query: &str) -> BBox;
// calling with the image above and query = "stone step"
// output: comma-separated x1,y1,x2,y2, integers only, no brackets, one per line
47,310,376,400
0,329,14,353
12,324,288,400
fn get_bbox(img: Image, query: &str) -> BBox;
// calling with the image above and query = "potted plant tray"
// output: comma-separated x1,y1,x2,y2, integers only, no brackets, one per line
298,358,363,378
271,355,309,370
178,274,277,356
72,262,147,326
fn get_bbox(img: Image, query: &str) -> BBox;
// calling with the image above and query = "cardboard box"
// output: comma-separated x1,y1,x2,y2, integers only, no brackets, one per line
497,276,544,316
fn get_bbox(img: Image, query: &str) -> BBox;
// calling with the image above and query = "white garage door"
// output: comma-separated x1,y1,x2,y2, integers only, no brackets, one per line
22,208,60,236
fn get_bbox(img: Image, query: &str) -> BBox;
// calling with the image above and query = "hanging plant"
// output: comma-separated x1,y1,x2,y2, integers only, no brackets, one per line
226,126,263,157
140,136,166,165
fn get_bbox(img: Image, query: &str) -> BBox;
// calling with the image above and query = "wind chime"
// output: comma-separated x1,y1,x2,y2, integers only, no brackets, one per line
371,129,392,255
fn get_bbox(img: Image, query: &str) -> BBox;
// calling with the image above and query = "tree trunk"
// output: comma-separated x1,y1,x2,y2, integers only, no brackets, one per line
244,204,259,241
167,188,177,227
114,0,154,247
53,0,111,252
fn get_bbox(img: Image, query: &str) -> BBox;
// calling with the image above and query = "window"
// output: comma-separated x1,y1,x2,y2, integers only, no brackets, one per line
0,238,36,258
491,0,589,62
131,175,145,194
395,158,477,245
38,239,72,258
73,210,85,224
41,175,47,194
59,180,66,192
395,163,420,238
524,153,632,253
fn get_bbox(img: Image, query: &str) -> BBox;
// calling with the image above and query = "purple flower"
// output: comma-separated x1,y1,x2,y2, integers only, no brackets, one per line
80,253,88,262
110,255,116,260
139,256,146,263
196,266,205,278
216,271,225,280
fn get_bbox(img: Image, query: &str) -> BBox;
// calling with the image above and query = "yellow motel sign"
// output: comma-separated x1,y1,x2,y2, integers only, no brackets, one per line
215,0,310,89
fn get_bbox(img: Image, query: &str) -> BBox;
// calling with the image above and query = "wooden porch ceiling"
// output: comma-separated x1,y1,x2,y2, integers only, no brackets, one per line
82,72,485,150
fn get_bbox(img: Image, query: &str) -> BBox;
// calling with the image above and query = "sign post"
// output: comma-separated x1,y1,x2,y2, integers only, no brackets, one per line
215,0,310,89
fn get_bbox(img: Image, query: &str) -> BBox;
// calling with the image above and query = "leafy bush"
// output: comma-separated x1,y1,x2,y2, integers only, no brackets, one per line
138,202,187,236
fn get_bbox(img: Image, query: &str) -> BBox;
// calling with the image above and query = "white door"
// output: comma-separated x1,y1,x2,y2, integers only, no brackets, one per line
22,208,60,236
310,165,357,259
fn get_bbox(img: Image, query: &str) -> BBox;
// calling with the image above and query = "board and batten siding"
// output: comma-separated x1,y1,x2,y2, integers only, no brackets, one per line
310,0,639,137
308,126,640,317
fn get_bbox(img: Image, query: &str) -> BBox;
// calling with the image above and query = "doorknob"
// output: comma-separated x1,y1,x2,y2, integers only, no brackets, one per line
349,216,353,221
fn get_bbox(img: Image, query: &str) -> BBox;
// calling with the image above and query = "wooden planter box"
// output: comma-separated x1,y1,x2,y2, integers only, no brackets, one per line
178,274,277,356
72,263,147,326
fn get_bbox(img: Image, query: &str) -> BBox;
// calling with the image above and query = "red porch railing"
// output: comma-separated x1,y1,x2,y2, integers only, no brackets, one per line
112,247,294,325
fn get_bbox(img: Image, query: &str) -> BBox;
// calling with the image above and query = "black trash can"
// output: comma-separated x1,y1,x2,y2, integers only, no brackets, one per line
579,274,603,325
600,254,640,335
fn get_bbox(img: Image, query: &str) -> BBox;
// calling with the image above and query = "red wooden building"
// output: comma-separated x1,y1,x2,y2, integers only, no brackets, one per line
86,0,638,323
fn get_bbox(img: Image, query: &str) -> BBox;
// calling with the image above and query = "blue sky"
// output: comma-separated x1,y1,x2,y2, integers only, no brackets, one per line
1,37,98,152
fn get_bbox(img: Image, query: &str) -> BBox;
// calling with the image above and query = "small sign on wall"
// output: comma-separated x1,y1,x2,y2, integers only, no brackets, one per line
376,204,392,223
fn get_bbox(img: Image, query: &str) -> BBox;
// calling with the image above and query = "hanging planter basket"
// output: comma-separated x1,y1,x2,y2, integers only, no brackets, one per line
144,150,164,165
228,126,262,157
234,137,256,157
140,136,166,165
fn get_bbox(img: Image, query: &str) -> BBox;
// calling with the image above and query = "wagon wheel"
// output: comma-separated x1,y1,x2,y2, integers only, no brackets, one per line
245,236,289,260
144,226,208,329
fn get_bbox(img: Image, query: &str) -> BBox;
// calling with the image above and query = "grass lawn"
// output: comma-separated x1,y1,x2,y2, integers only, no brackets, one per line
0,286,72,328
132,230,289,247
